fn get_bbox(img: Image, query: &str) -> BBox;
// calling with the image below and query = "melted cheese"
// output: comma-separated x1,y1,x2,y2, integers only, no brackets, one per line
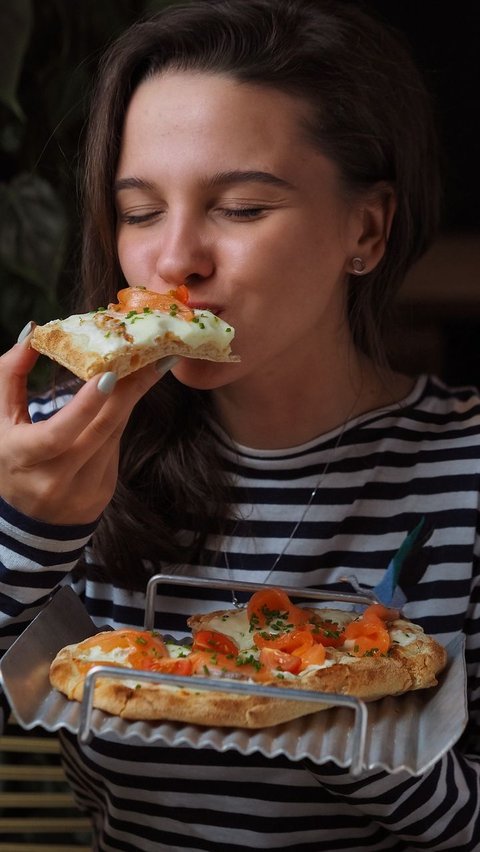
165,642,191,659
390,619,423,647
53,307,234,355
204,610,253,651
76,645,132,665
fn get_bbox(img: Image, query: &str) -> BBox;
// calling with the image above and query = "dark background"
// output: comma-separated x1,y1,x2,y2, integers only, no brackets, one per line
368,0,480,235
1,0,479,383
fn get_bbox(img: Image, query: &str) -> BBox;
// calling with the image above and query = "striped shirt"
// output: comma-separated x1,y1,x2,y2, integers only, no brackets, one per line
1,373,479,851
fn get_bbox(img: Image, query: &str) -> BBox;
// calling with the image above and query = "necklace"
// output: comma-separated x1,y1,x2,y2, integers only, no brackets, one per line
224,396,359,606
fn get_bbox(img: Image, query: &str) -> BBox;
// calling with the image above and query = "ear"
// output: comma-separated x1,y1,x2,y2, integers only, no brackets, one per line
348,183,396,274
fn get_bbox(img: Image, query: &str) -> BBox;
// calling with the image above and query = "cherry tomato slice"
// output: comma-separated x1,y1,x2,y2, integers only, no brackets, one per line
192,629,239,657
297,643,326,669
259,647,302,675
253,628,314,653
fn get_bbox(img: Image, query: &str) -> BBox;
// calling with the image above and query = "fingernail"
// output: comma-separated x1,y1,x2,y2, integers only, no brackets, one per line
154,355,180,376
97,372,117,395
17,320,35,344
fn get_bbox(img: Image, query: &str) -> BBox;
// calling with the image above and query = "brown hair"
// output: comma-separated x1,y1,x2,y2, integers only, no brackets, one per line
79,0,441,586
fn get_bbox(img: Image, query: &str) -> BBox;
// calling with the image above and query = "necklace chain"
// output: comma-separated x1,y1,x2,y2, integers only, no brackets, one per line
225,403,357,606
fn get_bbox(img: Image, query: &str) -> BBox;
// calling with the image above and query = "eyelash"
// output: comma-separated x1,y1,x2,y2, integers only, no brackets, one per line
120,212,160,226
119,206,267,226
221,207,265,219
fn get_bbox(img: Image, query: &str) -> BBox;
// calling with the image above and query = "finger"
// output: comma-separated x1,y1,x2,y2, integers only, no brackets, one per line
44,436,122,522
69,358,179,461
116,355,180,394
23,357,178,464
155,355,181,377
72,435,121,499
17,320,36,344
11,371,119,462
0,328,40,421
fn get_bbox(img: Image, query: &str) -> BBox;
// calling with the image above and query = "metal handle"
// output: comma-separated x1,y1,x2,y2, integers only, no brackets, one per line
144,573,379,631
79,664,368,775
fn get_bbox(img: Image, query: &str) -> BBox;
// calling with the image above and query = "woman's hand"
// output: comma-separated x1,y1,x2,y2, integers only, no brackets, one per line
0,327,176,525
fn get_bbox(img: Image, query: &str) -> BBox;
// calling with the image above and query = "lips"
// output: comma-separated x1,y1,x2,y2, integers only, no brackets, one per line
188,302,223,315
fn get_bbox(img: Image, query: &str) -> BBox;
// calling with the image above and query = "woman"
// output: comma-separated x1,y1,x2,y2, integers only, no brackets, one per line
0,1,478,849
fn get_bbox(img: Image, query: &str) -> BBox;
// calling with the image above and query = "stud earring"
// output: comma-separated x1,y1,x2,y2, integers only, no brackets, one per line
351,257,366,274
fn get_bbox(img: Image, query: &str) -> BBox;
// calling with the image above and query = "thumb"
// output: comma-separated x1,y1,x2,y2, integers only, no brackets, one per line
114,354,180,398
0,322,40,421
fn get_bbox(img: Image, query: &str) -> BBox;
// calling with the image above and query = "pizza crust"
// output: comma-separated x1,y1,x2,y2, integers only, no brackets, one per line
32,322,238,381
49,646,329,726
49,613,448,728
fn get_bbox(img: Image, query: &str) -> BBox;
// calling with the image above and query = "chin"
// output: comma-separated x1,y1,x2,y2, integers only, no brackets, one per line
171,359,240,391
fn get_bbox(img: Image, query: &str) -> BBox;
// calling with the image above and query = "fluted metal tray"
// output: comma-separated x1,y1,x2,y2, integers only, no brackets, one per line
0,582,467,777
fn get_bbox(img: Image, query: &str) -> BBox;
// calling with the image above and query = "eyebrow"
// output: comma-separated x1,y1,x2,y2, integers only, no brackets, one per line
203,170,296,191
113,170,295,194
114,177,155,194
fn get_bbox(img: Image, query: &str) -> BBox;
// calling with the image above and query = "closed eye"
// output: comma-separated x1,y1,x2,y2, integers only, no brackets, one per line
221,207,267,220
119,210,163,226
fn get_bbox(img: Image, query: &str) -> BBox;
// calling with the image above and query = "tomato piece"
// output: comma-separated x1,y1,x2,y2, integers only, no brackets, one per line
259,647,302,675
253,627,314,653
291,638,316,659
297,643,326,669
81,629,167,656
310,618,345,648
247,588,308,632
343,612,390,657
142,656,193,675
171,284,190,304
188,650,262,680
108,287,194,320
77,659,126,675
362,603,399,622
78,629,172,672
192,629,239,656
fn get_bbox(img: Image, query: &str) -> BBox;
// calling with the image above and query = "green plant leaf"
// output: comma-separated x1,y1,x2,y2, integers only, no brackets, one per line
0,172,67,292
0,0,33,120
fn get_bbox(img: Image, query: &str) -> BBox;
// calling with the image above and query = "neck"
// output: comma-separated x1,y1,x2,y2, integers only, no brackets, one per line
211,348,412,449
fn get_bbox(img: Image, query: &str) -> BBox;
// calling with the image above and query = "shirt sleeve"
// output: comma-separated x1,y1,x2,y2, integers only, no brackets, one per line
0,495,96,634
305,748,479,850
0,495,97,728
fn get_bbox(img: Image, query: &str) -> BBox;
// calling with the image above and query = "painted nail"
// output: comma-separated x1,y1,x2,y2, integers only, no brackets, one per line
97,372,118,395
154,355,180,376
17,320,35,344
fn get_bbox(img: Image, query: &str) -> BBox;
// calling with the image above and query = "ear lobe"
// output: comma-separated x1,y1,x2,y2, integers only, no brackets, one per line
354,183,397,272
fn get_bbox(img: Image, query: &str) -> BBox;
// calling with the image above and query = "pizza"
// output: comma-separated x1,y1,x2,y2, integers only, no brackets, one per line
49,588,448,728
31,285,239,381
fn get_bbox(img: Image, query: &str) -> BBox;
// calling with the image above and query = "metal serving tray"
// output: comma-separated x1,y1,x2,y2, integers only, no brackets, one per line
0,581,467,777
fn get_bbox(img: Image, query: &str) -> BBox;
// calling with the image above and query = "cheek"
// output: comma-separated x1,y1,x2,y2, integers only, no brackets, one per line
236,217,345,290
116,231,153,282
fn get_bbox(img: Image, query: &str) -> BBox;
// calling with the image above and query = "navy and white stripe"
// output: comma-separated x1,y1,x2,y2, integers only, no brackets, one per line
0,373,479,850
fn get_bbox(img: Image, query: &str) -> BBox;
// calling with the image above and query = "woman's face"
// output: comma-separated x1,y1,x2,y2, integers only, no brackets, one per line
115,71,365,391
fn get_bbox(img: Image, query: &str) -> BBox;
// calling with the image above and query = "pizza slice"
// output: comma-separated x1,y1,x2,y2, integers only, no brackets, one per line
31,285,239,381
49,588,447,728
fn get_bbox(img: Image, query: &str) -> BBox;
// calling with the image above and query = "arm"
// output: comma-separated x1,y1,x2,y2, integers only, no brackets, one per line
0,331,173,722
0,496,95,730
0,495,96,640
306,748,479,850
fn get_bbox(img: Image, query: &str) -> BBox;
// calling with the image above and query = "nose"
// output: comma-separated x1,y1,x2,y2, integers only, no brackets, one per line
154,214,214,288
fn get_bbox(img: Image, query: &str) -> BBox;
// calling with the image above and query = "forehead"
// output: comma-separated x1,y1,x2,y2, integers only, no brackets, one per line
117,70,320,175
